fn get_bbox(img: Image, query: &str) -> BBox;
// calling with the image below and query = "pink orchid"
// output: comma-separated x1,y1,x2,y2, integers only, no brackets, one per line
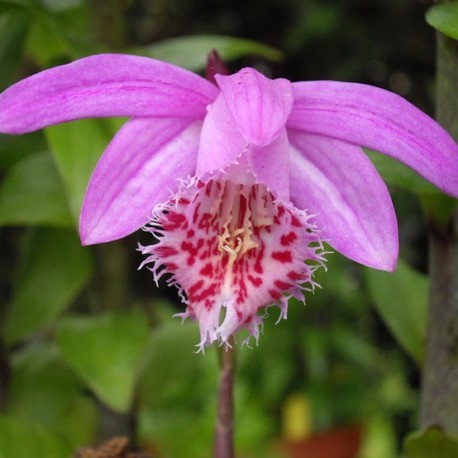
1,54,458,348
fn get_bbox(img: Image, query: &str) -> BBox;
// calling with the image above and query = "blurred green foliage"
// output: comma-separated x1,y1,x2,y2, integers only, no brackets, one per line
5,228,93,344
0,0,447,456
366,259,428,365
404,428,458,458
426,2,458,41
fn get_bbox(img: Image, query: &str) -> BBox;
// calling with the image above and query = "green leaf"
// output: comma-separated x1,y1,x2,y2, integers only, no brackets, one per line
0,8,29,91
0,152,73,227
139,405,215,458
358,414,397,458
329,324,378,368
16,0,94,64
8,343,97,449
134,35,283,71
16,0,76,66
365,258,428,365
0,132,46,171
365,149,441,194
421,192,458,229
38,0,84,12
25,17,70,65
57,311,150,412
45,118,124,220
404,427,458,458
426,2,458,41
4,227,93,345
0,1,24,14
0,415,69,458
139,311,207,407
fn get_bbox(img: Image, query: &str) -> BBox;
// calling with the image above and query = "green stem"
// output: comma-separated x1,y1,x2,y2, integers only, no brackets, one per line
93,242,130,312
213,343,235,458
420,33,458,433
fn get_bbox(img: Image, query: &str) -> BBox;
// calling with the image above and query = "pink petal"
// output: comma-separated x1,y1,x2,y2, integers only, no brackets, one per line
197,94,290,200
288,130,398,271
0,54,218,134
80,117,201,245
248,128,290,201
289,81,458,197
196,94,246,176
215,68,294,147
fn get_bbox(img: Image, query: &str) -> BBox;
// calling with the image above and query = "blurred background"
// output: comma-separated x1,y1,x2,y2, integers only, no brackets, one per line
0,0,436,457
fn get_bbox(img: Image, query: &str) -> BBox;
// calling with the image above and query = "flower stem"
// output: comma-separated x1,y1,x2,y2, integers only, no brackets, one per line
214,342,235,458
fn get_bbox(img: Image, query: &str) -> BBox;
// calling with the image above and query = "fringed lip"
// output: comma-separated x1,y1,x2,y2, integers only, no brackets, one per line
139,166,327,351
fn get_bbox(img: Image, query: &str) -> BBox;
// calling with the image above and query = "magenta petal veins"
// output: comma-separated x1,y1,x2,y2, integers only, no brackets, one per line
140,166,325,349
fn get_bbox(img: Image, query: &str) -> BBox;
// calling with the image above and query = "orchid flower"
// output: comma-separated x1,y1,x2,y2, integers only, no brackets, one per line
1,54,458,348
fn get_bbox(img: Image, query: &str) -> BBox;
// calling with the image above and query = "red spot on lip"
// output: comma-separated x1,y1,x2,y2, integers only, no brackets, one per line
272,251,292,263
200,262,213,276
243,314,253,324
194,283,217,302
162,212,186,231
291,215,302,227
237,194,247,228
192,202,201,224
204,300,212,310
248,275,262,287
155,246,178,257
275,280,293,290
269,289,282,299
187,229,195,237
254,245,265,273
288,270,303,281
188,280,204,296
280,231,297,246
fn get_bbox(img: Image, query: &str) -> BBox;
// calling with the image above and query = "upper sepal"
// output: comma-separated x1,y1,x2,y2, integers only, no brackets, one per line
215,68,293,147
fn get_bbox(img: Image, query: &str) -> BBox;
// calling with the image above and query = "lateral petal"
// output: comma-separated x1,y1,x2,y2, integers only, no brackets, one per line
288,130,398,271
215,68,293,147
289,81,458,197
0,54,218,134
80,117,201,245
